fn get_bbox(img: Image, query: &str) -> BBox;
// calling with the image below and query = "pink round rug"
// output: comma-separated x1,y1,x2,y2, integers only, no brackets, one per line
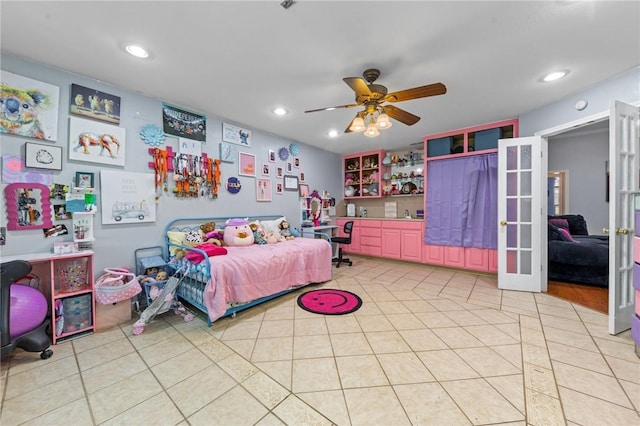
297,289,362,315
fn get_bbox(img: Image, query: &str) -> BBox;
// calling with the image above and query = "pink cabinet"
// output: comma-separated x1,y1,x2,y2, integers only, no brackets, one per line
359,220,382,257
464,248,489,272
401,229,423,262
343,149,386,199
380,220,423,262
381,228,401,258
443,246,465,268
423,244,444,264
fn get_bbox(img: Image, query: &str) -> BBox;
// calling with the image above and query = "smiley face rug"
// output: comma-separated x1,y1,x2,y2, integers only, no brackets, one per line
297,289,362,315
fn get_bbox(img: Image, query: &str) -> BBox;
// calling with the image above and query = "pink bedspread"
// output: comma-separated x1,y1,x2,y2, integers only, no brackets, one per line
203,238,332,322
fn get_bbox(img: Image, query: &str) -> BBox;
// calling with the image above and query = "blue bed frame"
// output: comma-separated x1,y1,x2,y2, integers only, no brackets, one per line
163,215,332,326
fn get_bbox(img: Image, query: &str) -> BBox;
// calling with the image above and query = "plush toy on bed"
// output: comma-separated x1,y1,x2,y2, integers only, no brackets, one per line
139,270,168,284
249,222,267,245
199,222,226,246
279,220,295,240
223,218,255,246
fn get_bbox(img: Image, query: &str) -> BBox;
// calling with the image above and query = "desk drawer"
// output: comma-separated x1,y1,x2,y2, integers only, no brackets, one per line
384,221,423,231
361,236,381,247
360,227,381,237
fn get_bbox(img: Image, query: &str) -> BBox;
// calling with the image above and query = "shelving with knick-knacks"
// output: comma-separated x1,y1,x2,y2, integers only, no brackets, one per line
381,149,424,196
343,149,386,199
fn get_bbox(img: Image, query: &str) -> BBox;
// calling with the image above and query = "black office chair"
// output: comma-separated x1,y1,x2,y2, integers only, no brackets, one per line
332,221,354,267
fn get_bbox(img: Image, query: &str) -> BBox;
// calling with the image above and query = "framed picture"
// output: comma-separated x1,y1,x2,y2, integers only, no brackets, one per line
300,172,306,182
25,142,63,170
268,149,276,163
1,70,60,141
219,142,236,163
238,152,256,177
261,163,270,176
286,161,293,173
294,157,300,168
256,178,272,202
68,116,126,167
276,167,283,178
100,170,156,225
222,122,251,147
70,84,121,124
162,103,206,142
75,172,95,189
275,182,283,194
299,183,310,197
284,175,298,191
4,182,53,231
53,204,71,220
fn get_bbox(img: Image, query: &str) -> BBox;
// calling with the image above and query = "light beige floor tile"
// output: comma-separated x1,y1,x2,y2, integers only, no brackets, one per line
4,354,78,399
400,299,438,313
520,325,547,348
417,349,480,381
553,361,633,408
523,362,558,398
126,319,180,350
441,378,524,424
547,341,612,375
525,388,565,426
167,364,236,417
0,374,84,425
259,319,295,338
399,328,448,351
521,343,551,369
385,312,425,330
297,390,351,426
428,298,466,311
443,310,488,326
71,326,127,353
254,360,292,390
82,352,147,394
330,332,373,356
536,303,580,321
455,346,521,376
432,327,485,348
294,317,329,336
188,385,268,426
394,382,471,425
543,326,599,351
351,301,382,316
335,354,389,388
344,386,411,426
471,308,518,324
100,391,184,425
151,347,212,388
223,338,255,359
324,315,362,334
486,374,525,414
272,394,333,426
354,314,394,332
219,320,262,341
494,322,522,341
392,290,422,300
263,305,295,321
138,333,193,367
293,334,334,359
558,386,640,426
492,344,523,370
540,313,589,335
415,311,459,328
88,370,162,423
255,413,287,426
251,336,293,362
593,337,639,363
22,397,93,426
242,370,290,409
365,330,412,354
76,336,135,371
619,379,640,412
218,352,260,382
375,300,411,315
377,352,435,384
6,342,74,376
292,357,341,393
464,324,519,346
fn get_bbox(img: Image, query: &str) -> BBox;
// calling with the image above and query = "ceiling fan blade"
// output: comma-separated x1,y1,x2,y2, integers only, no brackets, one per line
343,77,372,98
384,82,447,103
304,103,358,113
384,105,421,126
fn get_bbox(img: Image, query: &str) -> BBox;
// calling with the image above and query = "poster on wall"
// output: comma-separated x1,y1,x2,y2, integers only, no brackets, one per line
68,116,126,167
222,122,252,147
162,103,206,142
100,170,156,225
69,83,121,125
1,70,60,141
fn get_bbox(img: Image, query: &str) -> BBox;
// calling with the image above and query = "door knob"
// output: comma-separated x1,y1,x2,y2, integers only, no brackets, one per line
500,220,507,226
616,228,629,235
602,227,609,234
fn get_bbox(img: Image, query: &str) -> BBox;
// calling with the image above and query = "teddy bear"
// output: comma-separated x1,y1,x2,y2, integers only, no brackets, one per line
279,220,295,240
249,222,267,245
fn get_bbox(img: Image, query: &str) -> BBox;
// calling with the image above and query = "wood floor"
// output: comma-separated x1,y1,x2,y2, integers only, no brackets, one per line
547,280,608,314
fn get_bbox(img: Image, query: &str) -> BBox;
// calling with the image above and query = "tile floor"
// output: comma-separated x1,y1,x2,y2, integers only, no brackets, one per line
1,255,639,425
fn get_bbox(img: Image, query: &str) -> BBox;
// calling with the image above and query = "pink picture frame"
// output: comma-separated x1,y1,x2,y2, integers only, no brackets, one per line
4,182,53,231
239,152,256,177
256,179,272,201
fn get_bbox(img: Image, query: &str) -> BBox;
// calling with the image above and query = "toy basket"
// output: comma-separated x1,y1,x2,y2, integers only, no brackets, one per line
56,257,89,293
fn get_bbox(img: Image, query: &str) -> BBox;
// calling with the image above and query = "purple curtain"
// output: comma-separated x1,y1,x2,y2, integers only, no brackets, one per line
425,153,497,249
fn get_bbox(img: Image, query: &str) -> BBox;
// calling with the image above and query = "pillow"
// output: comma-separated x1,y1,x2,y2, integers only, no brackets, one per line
167,231,187,255
260,216,286,237
558,227,577,243
548,223,574,242
548,218,569,230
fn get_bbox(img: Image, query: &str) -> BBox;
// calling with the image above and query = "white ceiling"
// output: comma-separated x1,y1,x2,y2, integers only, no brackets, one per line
2,1,639,155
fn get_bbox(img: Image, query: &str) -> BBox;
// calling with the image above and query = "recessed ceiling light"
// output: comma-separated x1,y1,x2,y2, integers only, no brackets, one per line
328,129,339,138
273,107,287,116
125,44,149,58
542,70,568,82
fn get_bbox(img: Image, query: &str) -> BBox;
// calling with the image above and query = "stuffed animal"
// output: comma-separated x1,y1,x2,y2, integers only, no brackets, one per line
249,222,267,245
200,221,216,234
223,218,255,246
183,230,203,247
139,270,168,284
204,230,226,246
279,220,295,240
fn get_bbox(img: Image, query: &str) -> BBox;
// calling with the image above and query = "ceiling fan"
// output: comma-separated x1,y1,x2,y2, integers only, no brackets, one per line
305,68,447,135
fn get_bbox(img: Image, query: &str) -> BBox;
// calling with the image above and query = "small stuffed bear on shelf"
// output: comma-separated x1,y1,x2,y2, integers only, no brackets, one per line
279,220,295,240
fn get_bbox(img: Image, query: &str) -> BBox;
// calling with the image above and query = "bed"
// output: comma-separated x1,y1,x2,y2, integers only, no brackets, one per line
164,215,333,324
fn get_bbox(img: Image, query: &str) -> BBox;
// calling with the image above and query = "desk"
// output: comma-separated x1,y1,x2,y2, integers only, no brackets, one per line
301,225,339,258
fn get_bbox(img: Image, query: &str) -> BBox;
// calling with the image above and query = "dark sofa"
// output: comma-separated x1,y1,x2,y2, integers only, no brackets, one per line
548,214,609,287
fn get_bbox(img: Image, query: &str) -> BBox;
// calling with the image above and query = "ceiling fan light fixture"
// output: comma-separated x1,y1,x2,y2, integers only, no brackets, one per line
375,113,392,129
364,122,380,138
349,117,366,132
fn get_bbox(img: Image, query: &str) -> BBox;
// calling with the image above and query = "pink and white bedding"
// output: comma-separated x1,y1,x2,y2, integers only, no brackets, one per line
203,238,332,322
